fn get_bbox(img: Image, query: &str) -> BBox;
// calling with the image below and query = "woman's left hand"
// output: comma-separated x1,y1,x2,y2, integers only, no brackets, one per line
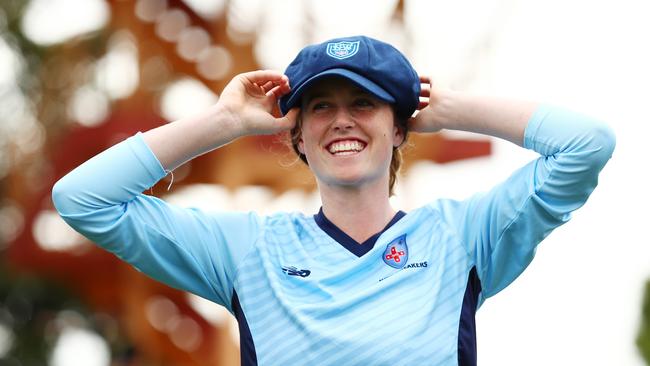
407,75,445,134
408,75,535,145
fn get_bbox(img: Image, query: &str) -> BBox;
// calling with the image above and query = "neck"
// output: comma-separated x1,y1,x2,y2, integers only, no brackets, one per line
319,180,396,243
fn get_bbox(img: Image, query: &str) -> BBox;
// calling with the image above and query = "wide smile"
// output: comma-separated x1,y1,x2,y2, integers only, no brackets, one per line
325,139,367,156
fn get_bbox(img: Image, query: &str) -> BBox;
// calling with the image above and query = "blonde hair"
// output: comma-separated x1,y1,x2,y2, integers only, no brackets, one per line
289,108,408,196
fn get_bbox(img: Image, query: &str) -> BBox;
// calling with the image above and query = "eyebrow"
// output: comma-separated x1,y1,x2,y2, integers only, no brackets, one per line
302,92,330,106
302,88,368,107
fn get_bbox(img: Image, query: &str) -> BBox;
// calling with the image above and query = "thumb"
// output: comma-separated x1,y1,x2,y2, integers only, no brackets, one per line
407,107,431,133
275,107,300,131
407,112,422,132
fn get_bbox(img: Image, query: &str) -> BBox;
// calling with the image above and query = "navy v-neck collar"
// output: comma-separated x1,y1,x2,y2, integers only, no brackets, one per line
313,208,406,258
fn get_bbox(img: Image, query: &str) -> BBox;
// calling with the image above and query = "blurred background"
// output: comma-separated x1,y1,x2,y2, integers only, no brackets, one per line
0,0,648,365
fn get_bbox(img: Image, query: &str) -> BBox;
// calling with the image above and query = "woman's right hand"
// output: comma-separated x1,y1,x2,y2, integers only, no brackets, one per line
142,70,301,171
219,70,300,137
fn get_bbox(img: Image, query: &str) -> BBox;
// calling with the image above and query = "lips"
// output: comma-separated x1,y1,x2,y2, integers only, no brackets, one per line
326,139,367,155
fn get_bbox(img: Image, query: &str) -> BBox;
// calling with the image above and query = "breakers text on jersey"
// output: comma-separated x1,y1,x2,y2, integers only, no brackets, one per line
404,261,428,269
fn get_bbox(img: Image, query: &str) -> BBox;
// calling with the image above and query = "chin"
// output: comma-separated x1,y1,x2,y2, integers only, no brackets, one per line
322,169,387,189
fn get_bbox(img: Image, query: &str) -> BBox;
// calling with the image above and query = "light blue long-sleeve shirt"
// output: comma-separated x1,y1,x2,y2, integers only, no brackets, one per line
52,105,615,365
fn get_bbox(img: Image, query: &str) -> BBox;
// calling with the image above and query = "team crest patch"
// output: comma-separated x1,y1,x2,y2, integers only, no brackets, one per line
383,234,408,269
326,41,360,60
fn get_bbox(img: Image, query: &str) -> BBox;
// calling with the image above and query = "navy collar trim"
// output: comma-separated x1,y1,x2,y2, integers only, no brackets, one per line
314,208,406,257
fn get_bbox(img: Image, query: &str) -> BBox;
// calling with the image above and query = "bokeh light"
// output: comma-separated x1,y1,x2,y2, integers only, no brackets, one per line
159,77,218,121
196,45,233,80
0,322,14,358
155,9,190,42
145,296,178,332
94,31,139,100
182,0,227,20
166,315,202,352
135,0,167,23
0,202,24,247
0,37,21,86
32,210,87,252
68,86,110,127
21,0,109,46
49,326,110,366
176,26,211,61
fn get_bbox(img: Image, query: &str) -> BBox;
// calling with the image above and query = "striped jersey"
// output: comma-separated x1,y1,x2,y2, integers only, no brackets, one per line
52,105,615,365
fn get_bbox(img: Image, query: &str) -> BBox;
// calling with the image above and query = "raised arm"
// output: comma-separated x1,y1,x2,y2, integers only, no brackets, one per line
144,70,299,171
409,76,537,145
412,77,616,300
51,71,299,307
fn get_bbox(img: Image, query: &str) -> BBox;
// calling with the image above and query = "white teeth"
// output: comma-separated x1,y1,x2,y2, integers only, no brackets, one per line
328,140,365,154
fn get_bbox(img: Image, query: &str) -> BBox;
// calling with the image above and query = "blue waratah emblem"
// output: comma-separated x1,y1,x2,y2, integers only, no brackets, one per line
383,234,408,269
326,41,360,60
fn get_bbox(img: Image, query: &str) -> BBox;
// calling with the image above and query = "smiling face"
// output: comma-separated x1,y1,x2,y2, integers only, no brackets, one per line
297,77,404,192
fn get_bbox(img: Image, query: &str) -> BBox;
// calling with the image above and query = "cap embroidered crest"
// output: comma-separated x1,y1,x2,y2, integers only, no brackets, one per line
383,234,408,269
326,41,360,60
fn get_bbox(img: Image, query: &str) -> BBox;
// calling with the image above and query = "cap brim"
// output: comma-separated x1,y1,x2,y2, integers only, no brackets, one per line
284,68,395,112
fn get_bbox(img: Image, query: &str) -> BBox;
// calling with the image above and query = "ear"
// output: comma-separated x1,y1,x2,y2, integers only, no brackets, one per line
393,124,405,147
297,138,305,155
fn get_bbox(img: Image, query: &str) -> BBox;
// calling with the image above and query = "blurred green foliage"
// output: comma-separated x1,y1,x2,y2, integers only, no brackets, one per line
0,264,136,365
638,280,650,364
0,264,85,364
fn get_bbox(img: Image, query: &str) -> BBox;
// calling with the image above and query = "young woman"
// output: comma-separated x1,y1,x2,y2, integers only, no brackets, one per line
52,36,615,365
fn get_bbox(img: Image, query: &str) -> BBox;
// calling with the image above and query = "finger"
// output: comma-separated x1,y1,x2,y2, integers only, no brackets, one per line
265,81,292,99
275,107,300,130
241,70,287,90
263,77,291,94
407,115,419,129
417,99,429,110
266,84,282,98
277,77,291,95
261,81,275,92
420,87,430,98
284,107,300,123
271,101,281,118
419,75,431,84
406,113,426,133
241,69,284,82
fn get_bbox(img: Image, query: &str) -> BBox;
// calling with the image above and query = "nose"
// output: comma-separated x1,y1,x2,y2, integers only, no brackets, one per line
331,108,355,131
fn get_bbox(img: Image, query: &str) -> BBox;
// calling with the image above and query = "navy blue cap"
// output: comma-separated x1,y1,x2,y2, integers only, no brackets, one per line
279,35,420,120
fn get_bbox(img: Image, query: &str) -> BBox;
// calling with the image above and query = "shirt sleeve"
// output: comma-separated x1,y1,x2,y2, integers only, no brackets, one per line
51,133,260,310
433,105,616,303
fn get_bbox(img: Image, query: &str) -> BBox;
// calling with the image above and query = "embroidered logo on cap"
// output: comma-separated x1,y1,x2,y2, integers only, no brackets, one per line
383,234,408,269
326,41,360,60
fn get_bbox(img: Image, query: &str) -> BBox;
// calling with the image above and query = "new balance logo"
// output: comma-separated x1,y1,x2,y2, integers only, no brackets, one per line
282,266,311,277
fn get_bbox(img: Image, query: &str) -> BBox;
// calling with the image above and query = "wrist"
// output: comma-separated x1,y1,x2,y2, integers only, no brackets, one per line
210,103,248,140
427,89,461,131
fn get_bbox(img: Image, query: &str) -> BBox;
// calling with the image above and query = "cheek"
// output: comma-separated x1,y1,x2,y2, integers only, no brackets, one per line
300,121,322,149
298,133,319,159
